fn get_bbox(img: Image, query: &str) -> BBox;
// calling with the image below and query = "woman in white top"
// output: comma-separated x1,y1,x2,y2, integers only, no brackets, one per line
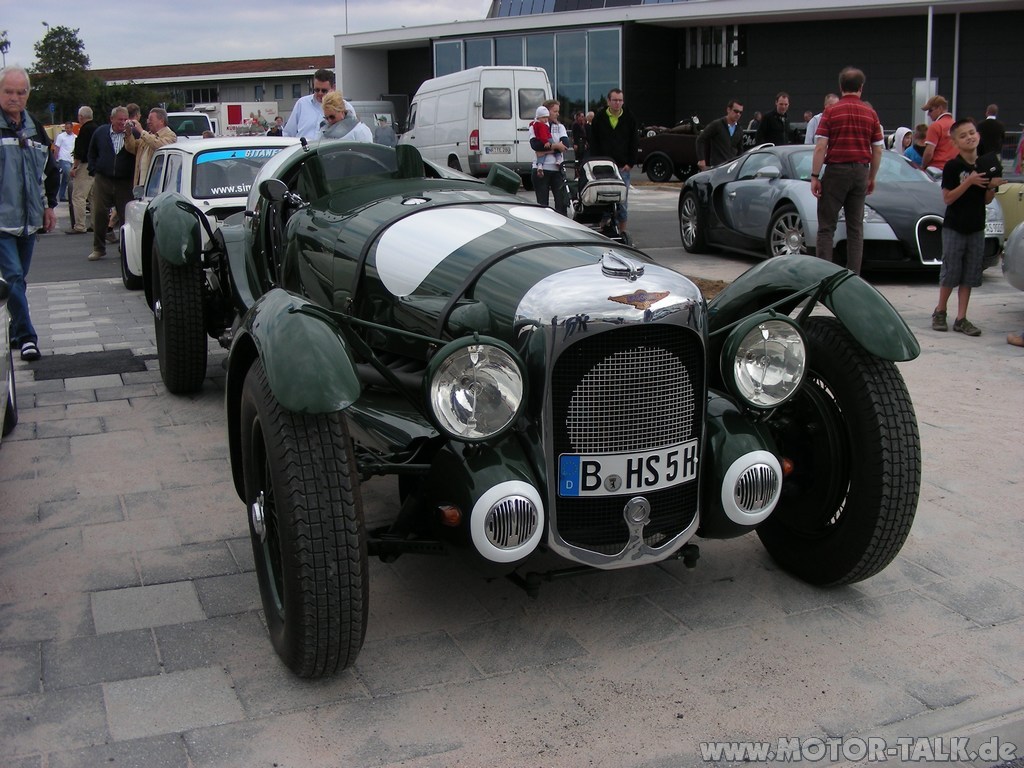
532,100,570,216
320,92,373,142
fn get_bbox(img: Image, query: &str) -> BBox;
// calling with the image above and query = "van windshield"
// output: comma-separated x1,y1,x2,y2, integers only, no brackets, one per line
168,114,212,137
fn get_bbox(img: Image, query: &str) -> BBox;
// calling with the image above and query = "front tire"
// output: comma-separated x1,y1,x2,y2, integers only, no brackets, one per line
240,358,368,677
153,244,207,394
2,344,17,438
120,230,142,291
679,190,708,253
766,203,808,258
757,318,921,585
645,154,673,183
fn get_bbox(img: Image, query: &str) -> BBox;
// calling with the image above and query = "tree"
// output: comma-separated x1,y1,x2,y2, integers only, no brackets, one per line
28,24,91,123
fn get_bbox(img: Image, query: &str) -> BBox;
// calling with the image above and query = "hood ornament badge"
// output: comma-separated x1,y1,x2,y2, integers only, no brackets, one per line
608,289,670,311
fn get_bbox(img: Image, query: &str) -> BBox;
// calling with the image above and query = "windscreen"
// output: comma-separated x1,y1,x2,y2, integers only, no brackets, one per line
192,147,288,199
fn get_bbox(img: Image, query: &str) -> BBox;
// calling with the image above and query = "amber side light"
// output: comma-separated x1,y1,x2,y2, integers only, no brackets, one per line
439,505,462,527
781,457,795,477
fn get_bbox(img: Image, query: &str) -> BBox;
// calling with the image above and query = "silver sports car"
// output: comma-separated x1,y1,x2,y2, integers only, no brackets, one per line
678,145,1003,270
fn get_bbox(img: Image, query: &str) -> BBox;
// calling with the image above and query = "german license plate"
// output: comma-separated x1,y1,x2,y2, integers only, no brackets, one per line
985,220,1004,236
484,145,512,154
558,439,698,497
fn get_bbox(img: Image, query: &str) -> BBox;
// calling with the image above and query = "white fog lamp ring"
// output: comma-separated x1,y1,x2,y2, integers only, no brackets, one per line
721,314,807,409
425,336,527,442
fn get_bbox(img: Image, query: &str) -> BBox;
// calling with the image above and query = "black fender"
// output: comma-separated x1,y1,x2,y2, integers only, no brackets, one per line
708,256,920,362
226,288,360,499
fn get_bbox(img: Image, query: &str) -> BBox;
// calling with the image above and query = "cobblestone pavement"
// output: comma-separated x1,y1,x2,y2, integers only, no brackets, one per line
1,262,1022,767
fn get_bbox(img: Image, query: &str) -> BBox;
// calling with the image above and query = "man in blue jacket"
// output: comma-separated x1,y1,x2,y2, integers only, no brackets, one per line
85,106,135,261
1,66,59,361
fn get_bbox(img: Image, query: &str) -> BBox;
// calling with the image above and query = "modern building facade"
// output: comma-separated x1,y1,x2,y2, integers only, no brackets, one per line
336,0,1023,133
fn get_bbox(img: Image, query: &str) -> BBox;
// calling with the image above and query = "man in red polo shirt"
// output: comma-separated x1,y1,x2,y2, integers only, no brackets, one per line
920,95,956,170
809,66,883,275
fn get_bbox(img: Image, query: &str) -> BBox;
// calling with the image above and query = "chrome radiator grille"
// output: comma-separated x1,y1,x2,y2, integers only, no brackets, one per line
551,325,704,552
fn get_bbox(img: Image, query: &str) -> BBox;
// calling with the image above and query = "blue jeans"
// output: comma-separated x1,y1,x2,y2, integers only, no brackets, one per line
58,159,72,201
0,232,38,346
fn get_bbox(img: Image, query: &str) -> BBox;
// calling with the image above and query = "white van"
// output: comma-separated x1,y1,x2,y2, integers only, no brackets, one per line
398,66,552,180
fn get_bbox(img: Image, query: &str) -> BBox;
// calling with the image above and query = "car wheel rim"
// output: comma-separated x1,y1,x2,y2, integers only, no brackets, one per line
771,212,805,256
251,421,285,617
680,197,697,247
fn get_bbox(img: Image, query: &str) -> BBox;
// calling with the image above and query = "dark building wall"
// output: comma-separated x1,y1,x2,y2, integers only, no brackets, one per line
622,24,680,127
644,10,1022,133
387,47,434,103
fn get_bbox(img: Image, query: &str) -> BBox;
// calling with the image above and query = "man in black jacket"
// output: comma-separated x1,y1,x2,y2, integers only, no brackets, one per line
590,88,639,233
755,92,792,146
85,106,134,261
696,99,746,170
976,104,1006,158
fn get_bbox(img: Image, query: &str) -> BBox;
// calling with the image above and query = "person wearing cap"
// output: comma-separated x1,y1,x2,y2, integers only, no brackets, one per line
529,103,569,215
920,95,956,171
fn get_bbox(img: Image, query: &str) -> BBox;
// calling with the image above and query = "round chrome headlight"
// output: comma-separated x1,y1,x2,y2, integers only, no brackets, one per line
426,337,526,441
722,315,806,408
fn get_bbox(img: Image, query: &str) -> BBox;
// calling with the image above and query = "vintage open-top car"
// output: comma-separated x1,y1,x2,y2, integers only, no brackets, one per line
145,139,922,678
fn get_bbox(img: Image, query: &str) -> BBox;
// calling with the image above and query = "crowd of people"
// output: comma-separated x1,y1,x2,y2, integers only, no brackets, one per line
4,59,1023,362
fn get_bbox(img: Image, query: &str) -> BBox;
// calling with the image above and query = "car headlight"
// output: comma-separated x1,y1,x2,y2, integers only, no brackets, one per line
426,337,526,441
722,314,807,408
838,205,884,223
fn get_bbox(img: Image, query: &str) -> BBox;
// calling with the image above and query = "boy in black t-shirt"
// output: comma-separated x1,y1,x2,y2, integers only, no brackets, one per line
931,118,1004,336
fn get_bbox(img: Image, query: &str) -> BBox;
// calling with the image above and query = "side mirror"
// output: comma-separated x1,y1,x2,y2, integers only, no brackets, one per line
259,178,289,202
754,165,781,180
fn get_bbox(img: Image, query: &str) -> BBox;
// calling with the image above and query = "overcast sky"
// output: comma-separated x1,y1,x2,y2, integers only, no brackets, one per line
2,0,494,71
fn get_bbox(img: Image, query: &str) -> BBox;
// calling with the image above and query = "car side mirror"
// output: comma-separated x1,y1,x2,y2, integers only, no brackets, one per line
133,184,145,199
259,178,289,202
754,166,781,180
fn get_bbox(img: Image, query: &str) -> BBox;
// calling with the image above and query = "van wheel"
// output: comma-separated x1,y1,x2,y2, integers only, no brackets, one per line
447,156,462,171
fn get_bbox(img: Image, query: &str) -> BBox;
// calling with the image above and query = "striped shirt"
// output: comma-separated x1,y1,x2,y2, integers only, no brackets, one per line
815,95,883,164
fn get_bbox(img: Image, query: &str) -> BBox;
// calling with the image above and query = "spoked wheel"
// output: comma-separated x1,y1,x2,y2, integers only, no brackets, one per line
153,244,207,394
679,190,707,253
240,358,368,678
757,317,921,585
766,203,808,257
645,154,673,183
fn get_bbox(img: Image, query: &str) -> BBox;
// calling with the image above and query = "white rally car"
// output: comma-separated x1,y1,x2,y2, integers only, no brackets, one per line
120,136,298,289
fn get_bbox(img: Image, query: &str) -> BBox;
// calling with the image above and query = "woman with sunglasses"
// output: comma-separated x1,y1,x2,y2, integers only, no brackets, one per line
320,92,373,142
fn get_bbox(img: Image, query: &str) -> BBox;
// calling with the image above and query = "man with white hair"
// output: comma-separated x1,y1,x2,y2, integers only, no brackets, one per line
1,66,60,361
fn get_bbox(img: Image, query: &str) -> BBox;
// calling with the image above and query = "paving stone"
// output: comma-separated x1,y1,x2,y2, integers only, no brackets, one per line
449,614,588,675
0,642,41,696
193,572,262,618
138,541,240,585
154,613,268,674
47,733,191,768
0,593,94,644
919,572,1024,626
81,516,181,554
92,582,206,634
0,684,108,757
37,494,126,530
103,667,245,740
42,629,161,690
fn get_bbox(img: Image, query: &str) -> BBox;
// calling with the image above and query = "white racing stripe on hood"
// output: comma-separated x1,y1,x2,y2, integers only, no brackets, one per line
509,206,594,232
376,209,506,297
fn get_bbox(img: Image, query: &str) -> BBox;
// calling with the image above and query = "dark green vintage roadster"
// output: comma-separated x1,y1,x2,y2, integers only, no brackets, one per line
143,140,921,678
